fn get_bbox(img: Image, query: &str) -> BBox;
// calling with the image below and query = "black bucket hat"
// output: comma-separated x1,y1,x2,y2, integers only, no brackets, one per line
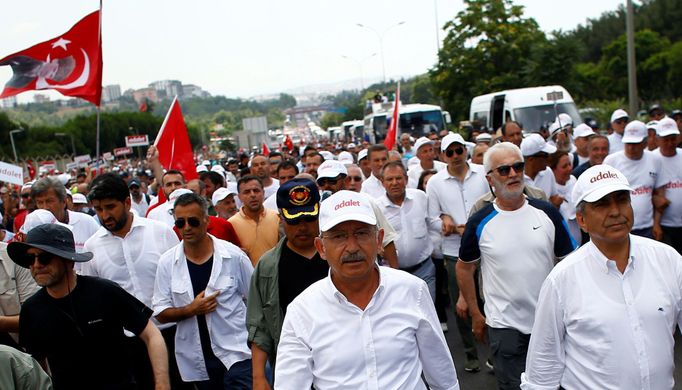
8,224,93,268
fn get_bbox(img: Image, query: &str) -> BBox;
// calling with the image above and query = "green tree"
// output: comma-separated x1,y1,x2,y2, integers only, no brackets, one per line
430,0,545,120
319,112,344,130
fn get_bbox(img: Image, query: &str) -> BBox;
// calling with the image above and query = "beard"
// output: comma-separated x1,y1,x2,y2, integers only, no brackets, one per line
104,212,129,232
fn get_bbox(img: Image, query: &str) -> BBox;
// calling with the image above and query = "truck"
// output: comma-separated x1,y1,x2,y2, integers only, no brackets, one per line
363,101,451,144
469,85,581,132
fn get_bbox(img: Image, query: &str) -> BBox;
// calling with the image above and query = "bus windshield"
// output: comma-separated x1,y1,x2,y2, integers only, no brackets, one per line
397,110,444,137
513,103,581,132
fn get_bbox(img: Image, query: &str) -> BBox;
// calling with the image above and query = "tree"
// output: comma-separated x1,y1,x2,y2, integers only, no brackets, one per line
320,112,344,130
430,0,545,120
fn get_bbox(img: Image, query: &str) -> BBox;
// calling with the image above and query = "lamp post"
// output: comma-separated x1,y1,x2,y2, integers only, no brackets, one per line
9,129,24,162
341,53,377,90
55,132,76,156
356,21,406,84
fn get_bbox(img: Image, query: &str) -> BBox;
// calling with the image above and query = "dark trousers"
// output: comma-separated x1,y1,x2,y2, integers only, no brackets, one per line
432,257,449,323
124,326,190,390
488,327,530,390
192,358,252,390
444,256,478,359
161,326,192,390
662,225,682,254
631,227,653,239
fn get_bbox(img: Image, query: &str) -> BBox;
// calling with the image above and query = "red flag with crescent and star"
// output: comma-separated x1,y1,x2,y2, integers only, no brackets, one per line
154,96,198,182
384,81,400,151
0,10,102,106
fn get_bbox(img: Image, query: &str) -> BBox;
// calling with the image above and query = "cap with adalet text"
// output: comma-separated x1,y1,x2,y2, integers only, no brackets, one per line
319,190,376,232
621,120,647,144
571,165,632,208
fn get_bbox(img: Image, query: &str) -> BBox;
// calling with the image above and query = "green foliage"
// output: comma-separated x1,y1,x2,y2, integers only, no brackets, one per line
319,112,345,130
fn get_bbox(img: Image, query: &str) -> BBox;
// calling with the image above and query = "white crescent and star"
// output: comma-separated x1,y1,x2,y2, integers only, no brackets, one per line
51,37,71,50
35,37,90,91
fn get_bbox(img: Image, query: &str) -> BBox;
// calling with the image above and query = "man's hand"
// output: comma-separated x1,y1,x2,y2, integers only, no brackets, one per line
549,195,564,209
471,312,487,343
189,291,219,316
441,214,457,236
653,224,664,241
455,293,468,319
252,376,272,390
147,145,159,163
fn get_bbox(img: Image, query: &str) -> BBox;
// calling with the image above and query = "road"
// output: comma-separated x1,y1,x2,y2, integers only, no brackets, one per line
443,310,682,389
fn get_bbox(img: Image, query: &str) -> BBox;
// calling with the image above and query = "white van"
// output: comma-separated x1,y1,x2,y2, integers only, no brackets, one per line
469,85,581,132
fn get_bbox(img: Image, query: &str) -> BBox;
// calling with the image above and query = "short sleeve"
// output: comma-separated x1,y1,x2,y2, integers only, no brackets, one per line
459,204,495,262
531,199,576,258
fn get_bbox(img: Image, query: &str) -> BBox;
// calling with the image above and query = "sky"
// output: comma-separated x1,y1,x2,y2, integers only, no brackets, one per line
0,0,625,102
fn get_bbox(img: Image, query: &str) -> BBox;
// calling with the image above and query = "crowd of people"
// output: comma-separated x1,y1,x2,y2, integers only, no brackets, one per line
0,105,681,389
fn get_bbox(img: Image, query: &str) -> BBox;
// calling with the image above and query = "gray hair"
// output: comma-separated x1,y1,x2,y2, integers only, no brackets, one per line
31,177,68,202
483,142,524,174
173,193,209,216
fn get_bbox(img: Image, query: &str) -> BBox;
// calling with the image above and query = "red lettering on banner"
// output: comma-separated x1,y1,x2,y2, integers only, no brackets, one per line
334,199,361,210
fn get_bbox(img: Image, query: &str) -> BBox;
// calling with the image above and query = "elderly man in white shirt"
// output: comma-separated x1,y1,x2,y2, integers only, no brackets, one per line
82,173,184,389
522,165,682,390
376,161,441,301
275,190,459,390
153,192,253,388
407,137,447,188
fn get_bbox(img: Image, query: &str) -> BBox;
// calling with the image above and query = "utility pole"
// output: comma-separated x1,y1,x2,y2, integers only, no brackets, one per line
626,0,638,116
9,129,24,162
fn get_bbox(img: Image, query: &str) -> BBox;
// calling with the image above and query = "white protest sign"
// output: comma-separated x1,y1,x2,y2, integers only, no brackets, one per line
0,161,24,186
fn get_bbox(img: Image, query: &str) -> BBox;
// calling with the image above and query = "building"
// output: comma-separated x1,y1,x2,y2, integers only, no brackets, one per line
0,96,17,109
181,84,209,99
149,80,183,99
102,85,121,103
132,88,159,104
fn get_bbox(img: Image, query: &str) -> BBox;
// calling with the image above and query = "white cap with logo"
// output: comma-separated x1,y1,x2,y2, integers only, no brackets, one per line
657,117,680,137
317,160,348,181
573,123,596,139
358,149,368,161
319,191,376,232
212,185,237,206
622,120,647,144
413,136,434,152
441,133,466,152
571,165,632,208
520,133,557,156
337,151,354,164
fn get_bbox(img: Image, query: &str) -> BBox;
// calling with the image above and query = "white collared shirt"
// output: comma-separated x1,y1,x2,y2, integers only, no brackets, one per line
152,235,253,382
426,164,489,257
524,167,558,198
275,266,459,390
130,193,150,217
81,214,180,327
654,148,682,228
376,189,439,268
407,160,447,189
608,132,624,154
361,174,386,199
146,201,174,227
522,236,682,390
66,210,100,253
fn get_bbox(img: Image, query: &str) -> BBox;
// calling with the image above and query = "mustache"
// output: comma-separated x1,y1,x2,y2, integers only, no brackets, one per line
341,252,366,263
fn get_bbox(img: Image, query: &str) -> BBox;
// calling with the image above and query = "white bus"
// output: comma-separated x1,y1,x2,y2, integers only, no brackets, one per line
469,86,581,132
364,102,451,144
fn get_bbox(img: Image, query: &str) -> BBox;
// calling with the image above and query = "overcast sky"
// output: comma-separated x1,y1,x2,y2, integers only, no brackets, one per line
0,0,625,102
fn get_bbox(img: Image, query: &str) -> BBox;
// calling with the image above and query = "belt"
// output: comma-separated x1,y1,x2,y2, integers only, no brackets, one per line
400,257,430,273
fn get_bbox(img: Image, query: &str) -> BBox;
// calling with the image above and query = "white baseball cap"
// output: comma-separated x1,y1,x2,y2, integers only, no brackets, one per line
622,120,647,144
71,193,88,205
573,123,596,139
520,133,557,156
358,149,368,161
555,113,573,128
319,191,376,232
610,109,629,123
196,165,208,173
656,117,680,137
319,151,335,161
475,133,492,143
571,165,632,208
441,133,466,152
337,151,354,164
169,188,193,202
413,136,434,152
347,142,357,149
212,186,237,205
317,160,348,181
210,164,225,173
20,209,71,234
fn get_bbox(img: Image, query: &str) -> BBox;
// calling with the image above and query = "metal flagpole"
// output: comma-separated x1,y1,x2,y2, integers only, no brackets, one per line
96,107,101,167
96,0,103,168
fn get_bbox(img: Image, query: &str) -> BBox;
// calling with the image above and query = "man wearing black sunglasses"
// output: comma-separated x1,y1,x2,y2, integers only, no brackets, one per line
9,223,170,389
246,178,327,388
316,160,347,193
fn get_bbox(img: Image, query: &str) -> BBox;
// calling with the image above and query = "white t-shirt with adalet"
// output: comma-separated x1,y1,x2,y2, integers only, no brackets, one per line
654,148,682,228
604,151,668,230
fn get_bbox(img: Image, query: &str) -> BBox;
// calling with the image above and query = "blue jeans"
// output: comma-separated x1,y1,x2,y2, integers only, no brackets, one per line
193,358,252,390
403,257,436,302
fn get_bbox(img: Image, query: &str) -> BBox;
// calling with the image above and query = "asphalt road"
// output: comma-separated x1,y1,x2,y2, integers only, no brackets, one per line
442,310,682,389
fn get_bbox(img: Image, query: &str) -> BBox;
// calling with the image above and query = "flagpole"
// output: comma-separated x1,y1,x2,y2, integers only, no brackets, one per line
96,0,103,168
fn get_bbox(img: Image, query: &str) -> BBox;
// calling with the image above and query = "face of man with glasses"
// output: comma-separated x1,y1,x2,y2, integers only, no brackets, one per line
315,221,383,284
444,142,468,169
173,202,209,245
486,149,526,200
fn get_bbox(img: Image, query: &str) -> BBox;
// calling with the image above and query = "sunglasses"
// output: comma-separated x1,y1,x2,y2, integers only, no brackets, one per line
318,177,339,186
347,176,363,182
285,215,318,225
445,146,465,158
174,217,202,229
22,252,54,266
488,161,525,177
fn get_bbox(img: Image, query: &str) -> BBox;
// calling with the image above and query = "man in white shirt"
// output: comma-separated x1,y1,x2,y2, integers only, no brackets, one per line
655,117,682,253
377,161,440,300
607,109,628,154
153,193,253,388
275,190,459,389
520,133,562,208
361,144,389,199
426,132,489,372
457,142,576,390
407,137,447,188
251,155,280,199
571,123,596,168
128,178,151,217
521,165,682,389
146,169,188,225
604,120,669,239
82,173,185,389
30,177,99,253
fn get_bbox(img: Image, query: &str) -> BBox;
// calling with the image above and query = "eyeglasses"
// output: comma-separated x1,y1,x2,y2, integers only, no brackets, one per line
317,177,339,186
285,215,318,225
445,146,465,158
347,176,363,182
321,228,375,245
487,161,525,177
174,217,202,229
22,252,54,266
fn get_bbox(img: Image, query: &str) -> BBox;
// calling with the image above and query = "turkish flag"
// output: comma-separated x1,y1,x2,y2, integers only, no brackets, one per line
0,11,102,106
284,135,294,151
262,143,270,156
154,97,198,182
384,82,401,151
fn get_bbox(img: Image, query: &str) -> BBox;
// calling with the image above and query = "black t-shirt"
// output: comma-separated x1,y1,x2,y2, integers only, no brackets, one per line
19,275,152,390
186,256,216,361
278,241,329,314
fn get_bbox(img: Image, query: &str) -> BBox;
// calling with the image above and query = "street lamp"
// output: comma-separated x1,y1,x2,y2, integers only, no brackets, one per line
356,21,406,84
55,132,76,156
9,129,24,162
341,53,377,90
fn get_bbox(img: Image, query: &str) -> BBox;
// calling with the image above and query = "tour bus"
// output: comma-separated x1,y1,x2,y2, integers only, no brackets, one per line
469,85,581,132
341,120,364,142
364,101,451,144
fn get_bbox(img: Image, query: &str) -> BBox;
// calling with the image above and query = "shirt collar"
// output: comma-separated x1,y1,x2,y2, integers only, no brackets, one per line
445,163,474,180
327,263,385,307
95,212,144,238
587,236,635,274
238,206,266,220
